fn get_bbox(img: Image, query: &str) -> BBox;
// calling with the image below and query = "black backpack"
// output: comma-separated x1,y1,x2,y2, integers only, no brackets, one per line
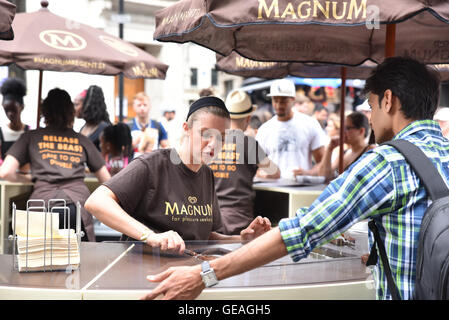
366,139,449,300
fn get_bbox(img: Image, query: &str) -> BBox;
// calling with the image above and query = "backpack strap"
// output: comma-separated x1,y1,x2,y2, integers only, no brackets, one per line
366,139,449,300
383,139,449,201
366,220,402,300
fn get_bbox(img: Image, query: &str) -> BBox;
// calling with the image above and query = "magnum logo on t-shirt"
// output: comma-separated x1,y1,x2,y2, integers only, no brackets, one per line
104,149,224,240
38,135,83,169
164,196,213,224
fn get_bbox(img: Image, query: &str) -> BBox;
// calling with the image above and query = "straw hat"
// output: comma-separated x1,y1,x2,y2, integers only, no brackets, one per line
225,89,257,119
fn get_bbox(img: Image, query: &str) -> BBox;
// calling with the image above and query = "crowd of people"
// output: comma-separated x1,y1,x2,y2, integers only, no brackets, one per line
1,56,448,300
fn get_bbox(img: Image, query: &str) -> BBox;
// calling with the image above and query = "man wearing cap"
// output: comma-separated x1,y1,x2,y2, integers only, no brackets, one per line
209,90,280,235
85,96,271,253
256,79,327,178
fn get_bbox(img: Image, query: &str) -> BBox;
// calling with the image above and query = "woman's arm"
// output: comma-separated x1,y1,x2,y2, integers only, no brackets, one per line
93,166,111,183
85,185,185,252
0,155,32,183
209,216,271,242
317,138,340,181
256,157,280,179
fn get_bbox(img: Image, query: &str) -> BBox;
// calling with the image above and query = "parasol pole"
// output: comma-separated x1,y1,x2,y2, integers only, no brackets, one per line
338,67,347,174
36,70,43,128
118,0,125,123
385,24,396,57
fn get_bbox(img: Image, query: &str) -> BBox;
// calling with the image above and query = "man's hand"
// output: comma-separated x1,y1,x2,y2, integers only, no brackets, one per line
240,216,271,242
146,230,185,254
142,265,204,300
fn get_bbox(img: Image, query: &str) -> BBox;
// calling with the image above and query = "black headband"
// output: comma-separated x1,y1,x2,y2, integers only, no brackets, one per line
186,96,229,121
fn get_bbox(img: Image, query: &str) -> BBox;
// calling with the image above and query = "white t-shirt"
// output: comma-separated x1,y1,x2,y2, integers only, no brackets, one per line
256,112,326,178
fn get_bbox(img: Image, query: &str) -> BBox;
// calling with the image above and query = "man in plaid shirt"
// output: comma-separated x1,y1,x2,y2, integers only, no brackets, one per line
143,57,446,300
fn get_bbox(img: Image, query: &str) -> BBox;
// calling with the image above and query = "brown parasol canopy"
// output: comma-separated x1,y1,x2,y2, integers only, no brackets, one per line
0,1,169,126
154,0,449,174
0,2,168,79
154,0,449,66
216,52,375,79
0,0,15,40
216,52,449,81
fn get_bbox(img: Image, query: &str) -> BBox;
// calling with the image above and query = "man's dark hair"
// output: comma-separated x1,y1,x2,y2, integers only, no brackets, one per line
42,88,74,129
364,56,441,120
82,85,111,125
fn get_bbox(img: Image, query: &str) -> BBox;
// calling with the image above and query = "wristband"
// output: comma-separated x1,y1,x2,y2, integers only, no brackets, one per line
139,229,153,242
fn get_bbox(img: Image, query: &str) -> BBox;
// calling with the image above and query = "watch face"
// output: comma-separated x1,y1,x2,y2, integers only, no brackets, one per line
202,270,218,287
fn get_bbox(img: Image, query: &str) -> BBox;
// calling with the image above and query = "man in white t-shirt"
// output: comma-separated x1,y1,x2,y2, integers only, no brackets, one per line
256,79,326,179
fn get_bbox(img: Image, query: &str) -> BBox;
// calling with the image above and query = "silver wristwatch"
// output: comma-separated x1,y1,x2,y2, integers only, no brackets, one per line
200,261,218,287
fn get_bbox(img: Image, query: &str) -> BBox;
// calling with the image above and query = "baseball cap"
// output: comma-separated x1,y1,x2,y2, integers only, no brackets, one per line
267,79,296,98
225,89,257,119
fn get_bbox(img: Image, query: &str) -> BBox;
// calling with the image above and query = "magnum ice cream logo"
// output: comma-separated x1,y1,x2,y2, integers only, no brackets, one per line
404,42,449,62
132,62,159,78
257,0,367,20
188,196,198,204
235,56,278,69
164,199,213,216
99,35,138,57
39,30,87,51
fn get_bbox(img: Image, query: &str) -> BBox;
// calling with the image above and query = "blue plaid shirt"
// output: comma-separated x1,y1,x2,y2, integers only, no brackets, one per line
279,120,449,299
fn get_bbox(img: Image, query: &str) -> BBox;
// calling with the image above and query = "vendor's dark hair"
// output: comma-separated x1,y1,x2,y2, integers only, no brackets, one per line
82,85,110,125
102,122,132,157
364,56,440,120
1,78,27,105
42,88,74,129
347,112,370,138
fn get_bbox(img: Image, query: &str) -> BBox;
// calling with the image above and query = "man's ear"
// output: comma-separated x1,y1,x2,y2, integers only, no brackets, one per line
382,89,394,113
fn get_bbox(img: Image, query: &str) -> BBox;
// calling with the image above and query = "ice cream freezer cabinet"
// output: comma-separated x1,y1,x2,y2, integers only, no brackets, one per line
0,229,375,300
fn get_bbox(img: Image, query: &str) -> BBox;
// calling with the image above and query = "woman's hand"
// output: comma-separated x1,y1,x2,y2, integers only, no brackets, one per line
146,230,186,254
329,136,340,150
240,216,271,242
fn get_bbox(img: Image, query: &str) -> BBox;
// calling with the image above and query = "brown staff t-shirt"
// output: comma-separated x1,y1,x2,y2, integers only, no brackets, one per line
103,148,223,241
7,127,105,241
7,127,105,183
209,129,267,235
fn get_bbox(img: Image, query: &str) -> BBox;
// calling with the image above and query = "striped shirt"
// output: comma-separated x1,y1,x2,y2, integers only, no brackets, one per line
279,120,449,299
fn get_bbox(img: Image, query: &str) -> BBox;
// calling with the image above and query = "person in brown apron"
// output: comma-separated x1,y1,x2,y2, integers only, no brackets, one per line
85,96,271,252
0,88,111,241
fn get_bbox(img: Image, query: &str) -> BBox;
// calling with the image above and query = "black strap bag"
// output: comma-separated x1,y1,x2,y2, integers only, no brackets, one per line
366,139,449,300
